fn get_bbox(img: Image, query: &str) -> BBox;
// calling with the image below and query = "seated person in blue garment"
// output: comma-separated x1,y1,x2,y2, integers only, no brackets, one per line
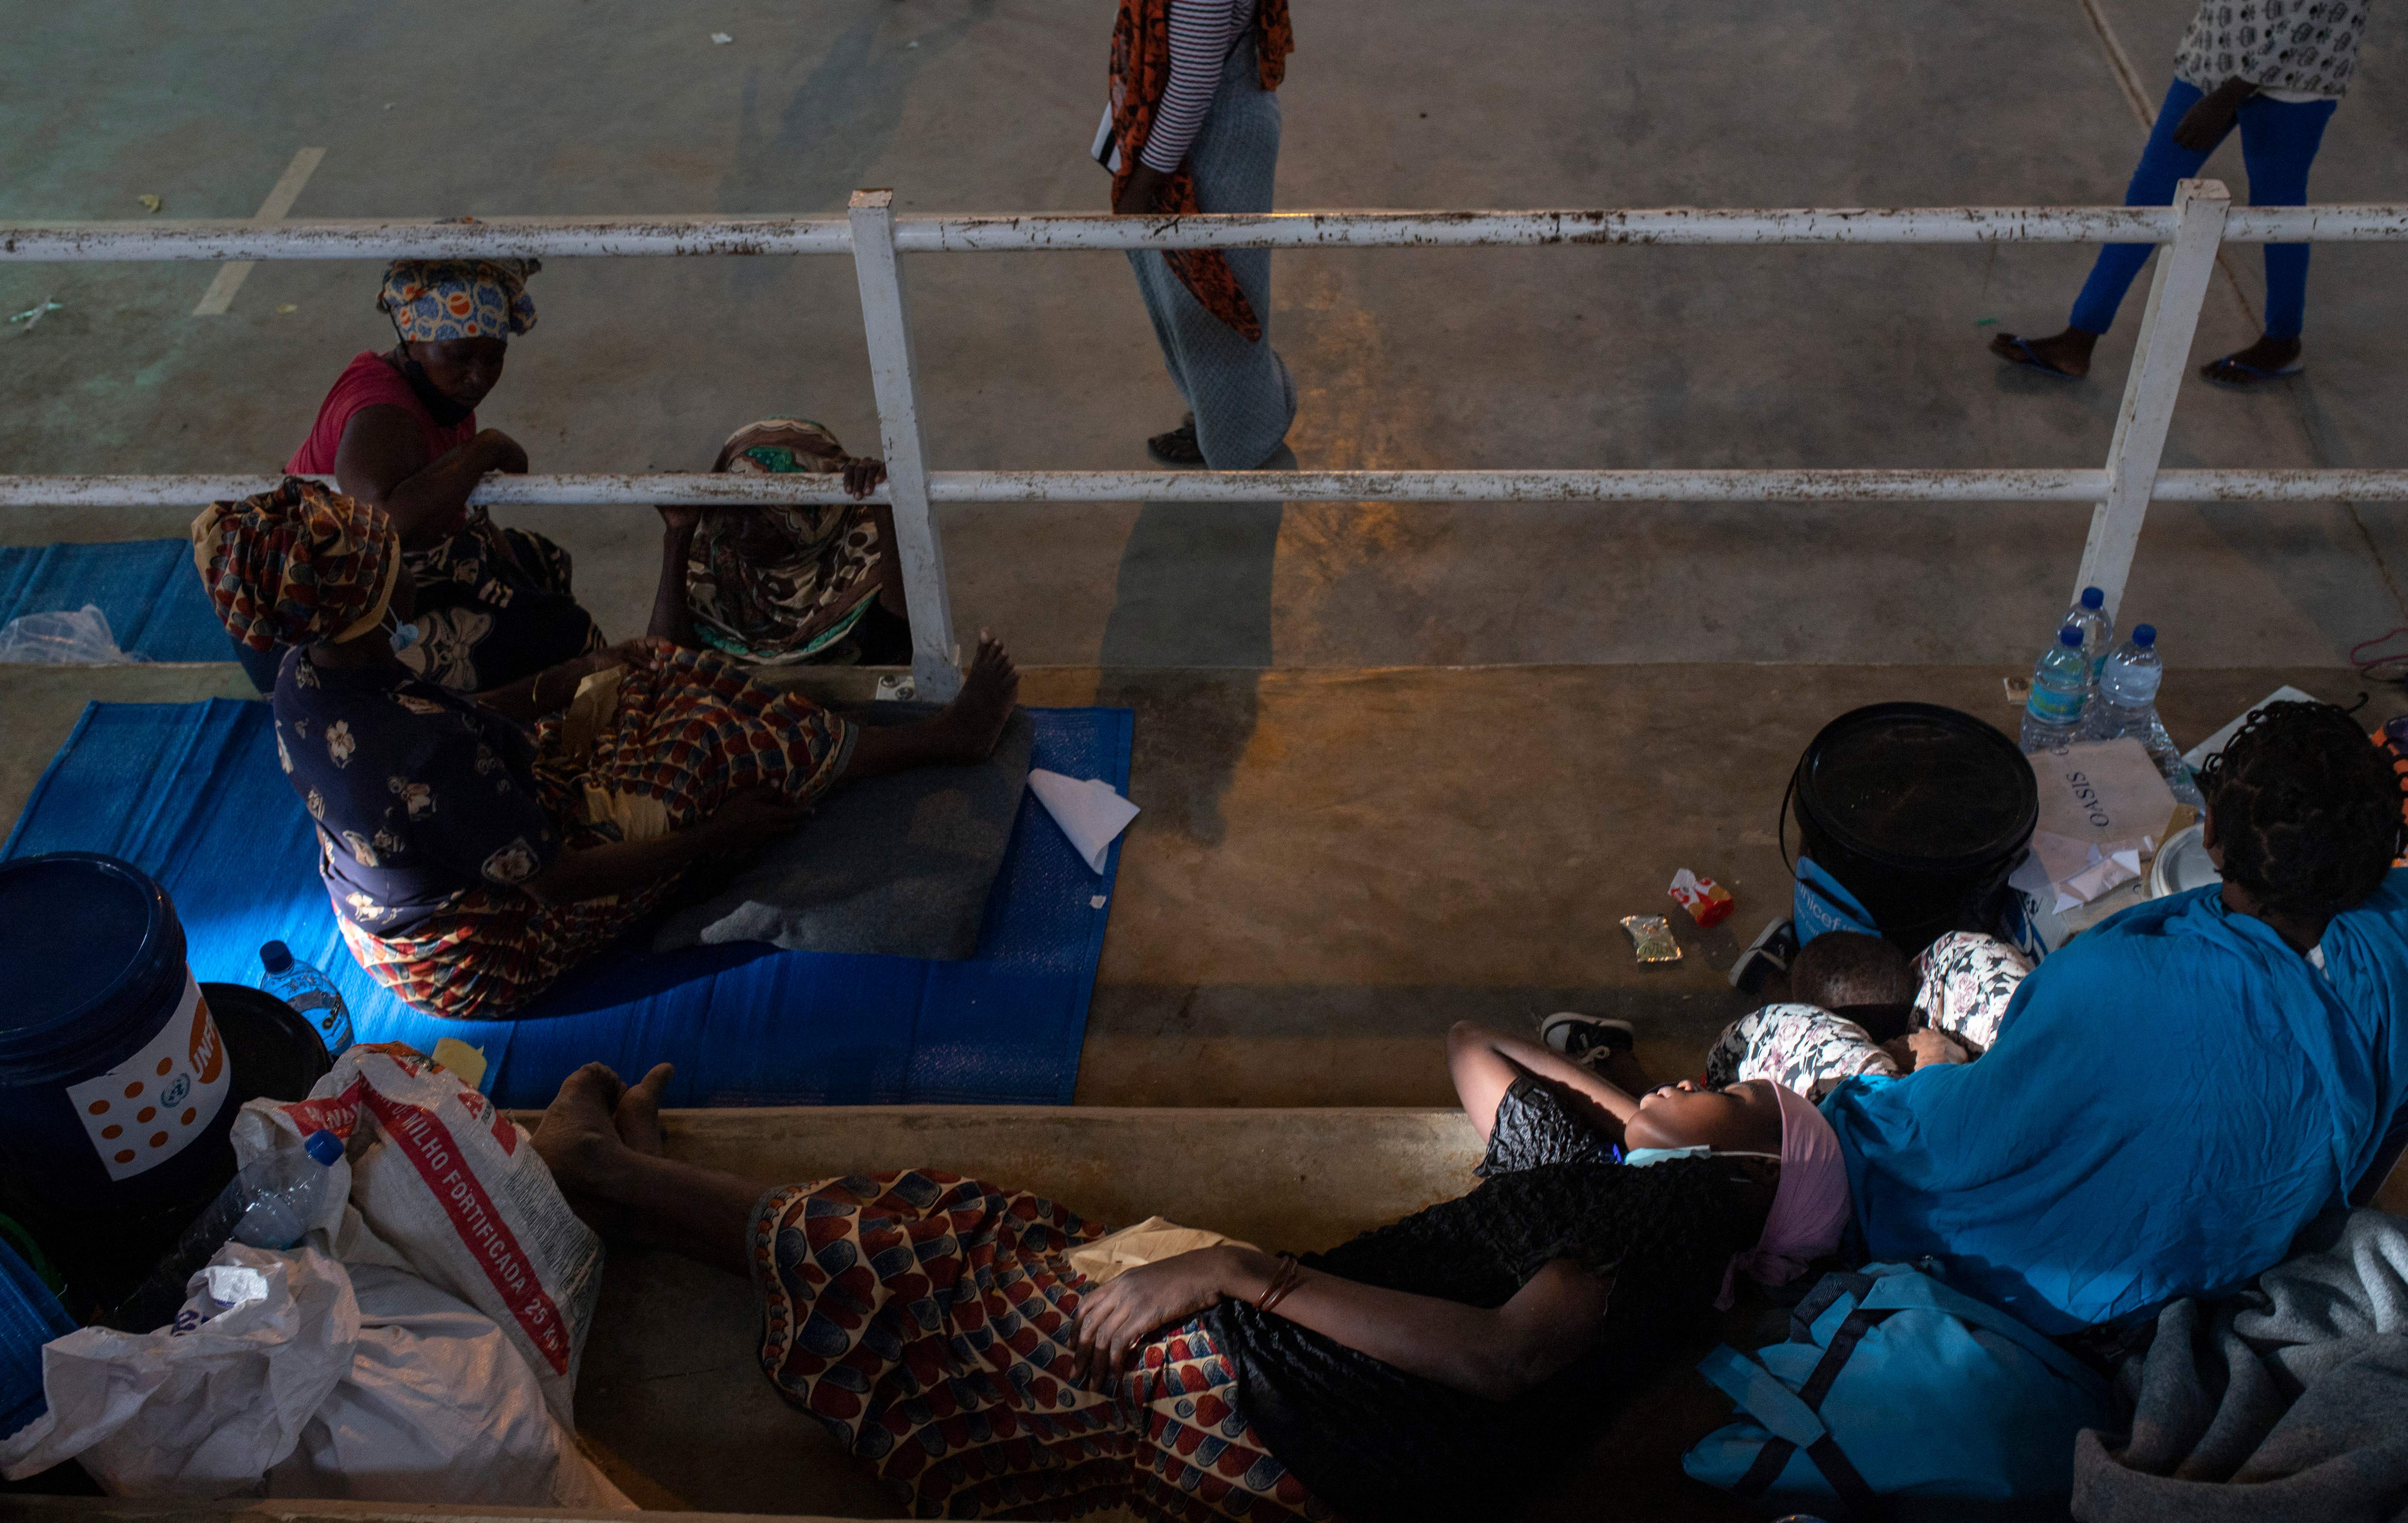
1698,700,2408,1335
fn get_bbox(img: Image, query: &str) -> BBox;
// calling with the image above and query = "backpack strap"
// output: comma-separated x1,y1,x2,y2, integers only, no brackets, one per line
1787,1269,1877,1344
1698,1320,1893,1520
1857,1270,2105,1390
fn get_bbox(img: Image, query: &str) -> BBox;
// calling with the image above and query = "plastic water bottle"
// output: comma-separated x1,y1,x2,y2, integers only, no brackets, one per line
260,940,352,1055
2089,625,2201,803
2020,627,2091,753
106,1129,345,1330
2060,586,2116,693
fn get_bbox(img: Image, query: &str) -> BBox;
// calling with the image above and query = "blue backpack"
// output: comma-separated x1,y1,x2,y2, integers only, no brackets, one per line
1684,1263,2113,1519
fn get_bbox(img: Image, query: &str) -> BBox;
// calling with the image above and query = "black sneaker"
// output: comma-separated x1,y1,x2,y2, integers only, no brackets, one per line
1538,1012,1636,1067
1146,413,1204,467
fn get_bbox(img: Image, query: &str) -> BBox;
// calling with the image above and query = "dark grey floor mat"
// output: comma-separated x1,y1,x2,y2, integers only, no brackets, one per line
651,705,1035,961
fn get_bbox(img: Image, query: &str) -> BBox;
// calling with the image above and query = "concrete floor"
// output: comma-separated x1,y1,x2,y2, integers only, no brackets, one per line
6,0,2408,1515
3,0,2404,668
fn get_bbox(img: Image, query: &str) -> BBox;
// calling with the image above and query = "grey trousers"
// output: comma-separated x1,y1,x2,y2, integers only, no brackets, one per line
1125,36,1296,469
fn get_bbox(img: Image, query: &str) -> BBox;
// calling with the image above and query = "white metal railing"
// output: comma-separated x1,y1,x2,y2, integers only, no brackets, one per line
5,183,2404,697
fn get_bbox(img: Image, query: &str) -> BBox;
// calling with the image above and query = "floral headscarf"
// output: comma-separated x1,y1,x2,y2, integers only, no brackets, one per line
375,255,539,343
190,479,399,651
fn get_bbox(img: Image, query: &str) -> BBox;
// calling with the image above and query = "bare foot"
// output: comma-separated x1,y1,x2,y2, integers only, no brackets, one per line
931,632,1020,763
530,1062,634,1200
614,1062,674,1157
2200,333,2303,385
1990,326,2097,378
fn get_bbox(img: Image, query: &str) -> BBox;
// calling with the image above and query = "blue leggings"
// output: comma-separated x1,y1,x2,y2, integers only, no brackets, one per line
2071,79,2337,339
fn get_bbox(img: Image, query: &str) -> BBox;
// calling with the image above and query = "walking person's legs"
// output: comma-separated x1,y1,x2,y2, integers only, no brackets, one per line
1991,80,2219,377
1132,39,1296,469
2199,93,2338,385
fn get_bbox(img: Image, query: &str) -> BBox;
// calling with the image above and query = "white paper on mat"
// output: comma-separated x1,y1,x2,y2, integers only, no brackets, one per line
1028,768,1139,874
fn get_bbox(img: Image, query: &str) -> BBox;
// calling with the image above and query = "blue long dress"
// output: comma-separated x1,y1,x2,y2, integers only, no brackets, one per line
1822,868,2408,1335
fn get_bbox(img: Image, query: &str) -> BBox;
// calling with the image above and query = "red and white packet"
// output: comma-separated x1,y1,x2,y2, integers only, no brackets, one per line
1668,868,1736,929
229,1043,602,1426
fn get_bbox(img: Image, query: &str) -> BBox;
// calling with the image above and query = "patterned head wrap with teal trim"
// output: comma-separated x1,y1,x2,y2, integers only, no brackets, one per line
376,256,539,343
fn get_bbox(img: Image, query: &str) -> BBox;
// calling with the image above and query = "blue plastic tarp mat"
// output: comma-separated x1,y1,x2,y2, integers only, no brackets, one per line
2,698,1131,1108
0,540,230,663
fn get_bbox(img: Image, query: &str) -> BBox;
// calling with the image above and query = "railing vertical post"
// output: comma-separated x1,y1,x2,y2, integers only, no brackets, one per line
2075,177,2230,619
847,188,960,700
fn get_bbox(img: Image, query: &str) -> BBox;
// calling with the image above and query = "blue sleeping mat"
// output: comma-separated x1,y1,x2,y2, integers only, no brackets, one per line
0,540,230,662
2,699,1131,1108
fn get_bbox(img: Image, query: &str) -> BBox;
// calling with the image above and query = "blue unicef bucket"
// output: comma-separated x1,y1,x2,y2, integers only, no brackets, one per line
0,853,239,1215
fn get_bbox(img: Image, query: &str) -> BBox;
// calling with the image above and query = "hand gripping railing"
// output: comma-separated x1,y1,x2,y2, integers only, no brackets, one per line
6,184,2404,696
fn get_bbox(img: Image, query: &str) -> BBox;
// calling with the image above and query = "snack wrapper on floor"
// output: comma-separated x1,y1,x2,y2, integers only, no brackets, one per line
230,1043,602,1426
1669,869,1735,928
1622,915,1683,963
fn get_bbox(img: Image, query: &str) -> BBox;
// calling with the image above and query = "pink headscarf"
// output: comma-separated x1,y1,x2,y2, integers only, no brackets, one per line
1715,1081,1852,1310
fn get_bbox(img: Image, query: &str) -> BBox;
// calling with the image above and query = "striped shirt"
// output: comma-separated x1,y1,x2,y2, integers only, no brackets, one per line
1138,0,1260,174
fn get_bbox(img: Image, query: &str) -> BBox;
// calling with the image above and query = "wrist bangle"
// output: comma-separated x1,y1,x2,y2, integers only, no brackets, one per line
1254,1253,1301,1316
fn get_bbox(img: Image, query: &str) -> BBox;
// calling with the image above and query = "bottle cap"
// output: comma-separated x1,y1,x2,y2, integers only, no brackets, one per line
2080,586,2104,609
260,940,293,974
2059,627,2083,647
2133,624,2155,645
303,1129,345,1167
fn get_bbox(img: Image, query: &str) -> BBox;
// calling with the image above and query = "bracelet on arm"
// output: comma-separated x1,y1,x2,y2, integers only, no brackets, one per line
1254,1252,1302,1316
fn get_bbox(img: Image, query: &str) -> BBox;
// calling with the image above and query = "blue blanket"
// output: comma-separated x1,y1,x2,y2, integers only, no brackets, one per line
3,699,1131,1109
1823,870,2408,1335
0,540,229,663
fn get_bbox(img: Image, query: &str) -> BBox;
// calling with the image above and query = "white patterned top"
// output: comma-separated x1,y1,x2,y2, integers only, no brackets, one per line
2175,0,2374,99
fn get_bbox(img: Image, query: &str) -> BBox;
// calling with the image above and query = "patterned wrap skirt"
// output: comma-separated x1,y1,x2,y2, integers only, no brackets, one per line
752,1171,1334,1521
340,642,853,1019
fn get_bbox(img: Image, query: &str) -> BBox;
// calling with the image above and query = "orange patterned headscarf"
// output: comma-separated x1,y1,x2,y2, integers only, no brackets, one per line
1106,0,1294,342
190,479,400,651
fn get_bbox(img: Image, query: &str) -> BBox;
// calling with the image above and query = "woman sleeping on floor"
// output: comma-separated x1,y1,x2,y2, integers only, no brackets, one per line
523,1044,1848,1521
191,479,1019,1021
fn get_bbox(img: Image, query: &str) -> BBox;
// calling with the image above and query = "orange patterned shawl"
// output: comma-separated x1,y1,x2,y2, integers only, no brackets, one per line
1106,0,1294,342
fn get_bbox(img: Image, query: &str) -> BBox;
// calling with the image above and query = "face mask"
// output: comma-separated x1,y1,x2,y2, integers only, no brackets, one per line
389,317,476,428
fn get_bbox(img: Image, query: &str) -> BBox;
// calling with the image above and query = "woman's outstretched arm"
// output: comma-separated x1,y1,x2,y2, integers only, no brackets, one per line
1446,1021,1641,1144
1071,1245,1611,1402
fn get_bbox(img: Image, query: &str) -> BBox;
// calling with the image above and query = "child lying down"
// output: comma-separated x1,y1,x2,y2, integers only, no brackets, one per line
1696,930,2035,1100
529,1044,1849,1523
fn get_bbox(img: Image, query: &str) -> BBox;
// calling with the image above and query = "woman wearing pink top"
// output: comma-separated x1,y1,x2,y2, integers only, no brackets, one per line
278,257,604,698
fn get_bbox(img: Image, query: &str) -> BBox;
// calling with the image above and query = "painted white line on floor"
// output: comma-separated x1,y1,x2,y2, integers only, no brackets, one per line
192,147,325,316
2072,0,2154,128
2067,0,2259,327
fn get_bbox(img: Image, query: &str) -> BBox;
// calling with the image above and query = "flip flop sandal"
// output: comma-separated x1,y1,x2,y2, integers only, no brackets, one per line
2200,353,2305,388
1146,416,1204,467
1996,335,2081,380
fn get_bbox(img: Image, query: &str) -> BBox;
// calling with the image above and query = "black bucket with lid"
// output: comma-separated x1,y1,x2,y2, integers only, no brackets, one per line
0,852,331,1311
0,852,235,1213
1788,703,2037,956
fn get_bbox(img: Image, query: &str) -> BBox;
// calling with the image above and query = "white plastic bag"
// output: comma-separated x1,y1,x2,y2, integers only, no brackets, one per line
0,604,145,664
238,1044,603,1425
0,1245,627,1507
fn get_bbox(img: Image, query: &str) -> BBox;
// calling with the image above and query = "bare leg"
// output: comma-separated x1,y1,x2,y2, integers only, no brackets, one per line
838,631,1020,782
531,1063,769,1279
